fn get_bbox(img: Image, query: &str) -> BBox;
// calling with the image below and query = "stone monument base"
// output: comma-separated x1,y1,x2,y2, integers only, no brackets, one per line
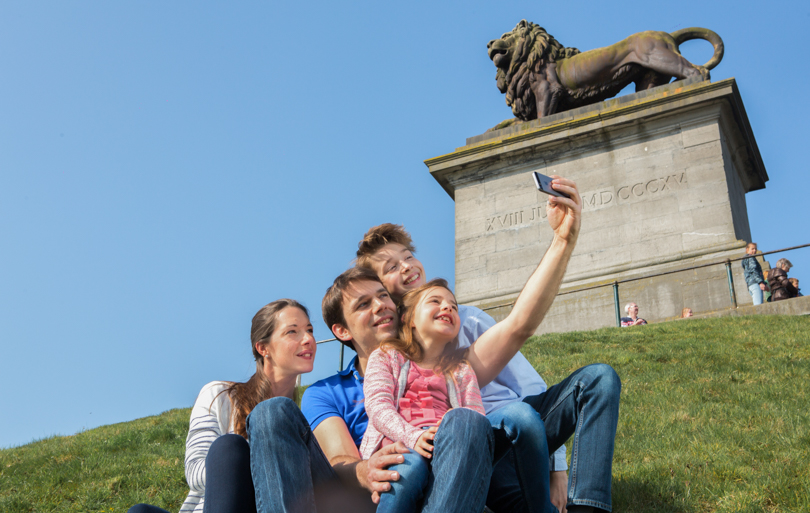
425,78,768,334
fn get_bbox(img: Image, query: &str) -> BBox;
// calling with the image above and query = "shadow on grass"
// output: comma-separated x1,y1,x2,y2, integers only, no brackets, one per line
613,477,699,513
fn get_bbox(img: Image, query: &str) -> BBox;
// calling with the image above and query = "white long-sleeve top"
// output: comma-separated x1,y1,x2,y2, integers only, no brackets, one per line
180,381,234,513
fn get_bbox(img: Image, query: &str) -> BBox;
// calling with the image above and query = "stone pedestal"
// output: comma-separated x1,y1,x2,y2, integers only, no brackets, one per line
425,78,768,333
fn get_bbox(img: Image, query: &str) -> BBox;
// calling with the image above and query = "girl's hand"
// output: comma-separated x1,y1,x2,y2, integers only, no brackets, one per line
415,426,438,458
545,176,582,244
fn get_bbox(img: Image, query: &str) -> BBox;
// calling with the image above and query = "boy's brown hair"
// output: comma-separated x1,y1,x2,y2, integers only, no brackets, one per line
355,223,416,270
746,242,758,251
322,266,383,350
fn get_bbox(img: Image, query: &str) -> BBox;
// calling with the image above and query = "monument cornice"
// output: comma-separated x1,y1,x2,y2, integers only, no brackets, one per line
425,77,767,199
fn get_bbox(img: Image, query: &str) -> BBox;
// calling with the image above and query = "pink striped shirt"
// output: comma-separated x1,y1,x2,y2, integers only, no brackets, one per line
360,348,485,459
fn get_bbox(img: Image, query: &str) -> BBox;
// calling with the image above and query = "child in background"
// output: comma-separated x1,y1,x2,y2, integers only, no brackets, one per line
789,278,802,297
361,279,556,513
742,242,768,305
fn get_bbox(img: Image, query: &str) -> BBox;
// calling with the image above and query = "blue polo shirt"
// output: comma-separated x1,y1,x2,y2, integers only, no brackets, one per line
302,356,367,447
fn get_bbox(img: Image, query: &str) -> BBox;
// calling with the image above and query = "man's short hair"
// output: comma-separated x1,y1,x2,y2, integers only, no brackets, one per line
355,223,416,270
322,266,383,350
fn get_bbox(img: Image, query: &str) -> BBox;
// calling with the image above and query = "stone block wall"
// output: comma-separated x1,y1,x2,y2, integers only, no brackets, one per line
426,78,768,333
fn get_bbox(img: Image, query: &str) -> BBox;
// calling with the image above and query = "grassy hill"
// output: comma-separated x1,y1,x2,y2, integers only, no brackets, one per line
2,315,809,512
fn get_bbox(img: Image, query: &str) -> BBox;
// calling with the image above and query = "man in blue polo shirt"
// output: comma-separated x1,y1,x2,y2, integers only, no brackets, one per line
302,266,495,512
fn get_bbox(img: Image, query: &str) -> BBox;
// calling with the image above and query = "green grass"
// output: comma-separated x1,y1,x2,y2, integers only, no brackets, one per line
524,315,810,512
2,315,809,512
0,409,190,513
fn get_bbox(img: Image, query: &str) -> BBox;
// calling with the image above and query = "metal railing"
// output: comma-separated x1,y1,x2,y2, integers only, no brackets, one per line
477,242,810,326
312,243,809,370
314,336,343,369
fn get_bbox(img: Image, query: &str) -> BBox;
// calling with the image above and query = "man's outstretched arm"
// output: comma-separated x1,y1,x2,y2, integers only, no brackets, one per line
312,416,409,504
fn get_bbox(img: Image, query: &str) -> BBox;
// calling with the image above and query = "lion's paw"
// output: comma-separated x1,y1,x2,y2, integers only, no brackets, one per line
695,65,711,81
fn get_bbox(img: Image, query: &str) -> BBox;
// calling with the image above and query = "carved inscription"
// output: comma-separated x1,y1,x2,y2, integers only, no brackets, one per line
484,172,687,232
485,207,548,231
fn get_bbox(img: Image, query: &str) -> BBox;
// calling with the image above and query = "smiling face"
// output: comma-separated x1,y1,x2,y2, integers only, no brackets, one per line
333,279,398,357
410,286,460,354
746,244,758,256
628,303,639,318
369,243,426,302
258,306,316,380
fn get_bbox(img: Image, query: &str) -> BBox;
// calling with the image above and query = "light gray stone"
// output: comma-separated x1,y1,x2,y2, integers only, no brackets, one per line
425,78,768,333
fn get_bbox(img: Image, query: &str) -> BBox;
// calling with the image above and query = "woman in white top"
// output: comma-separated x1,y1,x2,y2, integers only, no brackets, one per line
128,298,316,513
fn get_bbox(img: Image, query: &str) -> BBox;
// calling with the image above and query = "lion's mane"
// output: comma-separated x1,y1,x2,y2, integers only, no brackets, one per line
495,21,580,121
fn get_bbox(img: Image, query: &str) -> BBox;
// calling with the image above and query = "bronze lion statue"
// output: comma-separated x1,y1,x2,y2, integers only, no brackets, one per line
487,20,724,122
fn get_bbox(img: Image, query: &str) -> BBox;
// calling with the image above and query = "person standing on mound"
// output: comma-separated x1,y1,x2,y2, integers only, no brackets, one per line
742,242,768,306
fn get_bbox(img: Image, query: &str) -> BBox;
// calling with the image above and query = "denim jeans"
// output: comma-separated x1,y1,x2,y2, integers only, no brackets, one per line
749,283,764,305
420,407,494,513
248,398,493,513
247,397,373,513
487,401,556,513
377,408,494,513
376,449,429,513
519,363,621,512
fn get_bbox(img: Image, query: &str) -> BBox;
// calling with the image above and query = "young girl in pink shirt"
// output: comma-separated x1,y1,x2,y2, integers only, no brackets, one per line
361,278,556,513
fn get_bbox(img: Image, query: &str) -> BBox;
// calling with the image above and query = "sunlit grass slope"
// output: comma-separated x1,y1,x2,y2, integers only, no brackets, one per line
1,315,808,512
0,408,190,512
525,315,810,513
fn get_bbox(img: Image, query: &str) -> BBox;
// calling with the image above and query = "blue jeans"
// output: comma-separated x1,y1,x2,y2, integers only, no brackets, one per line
377,407,494,513
487,402,556,513
513,363,621,512
247,397,373,513
376,449,429,513
749,283,764,305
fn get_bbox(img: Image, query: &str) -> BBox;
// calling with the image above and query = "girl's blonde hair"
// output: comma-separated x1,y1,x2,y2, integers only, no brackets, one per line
380,278,468,375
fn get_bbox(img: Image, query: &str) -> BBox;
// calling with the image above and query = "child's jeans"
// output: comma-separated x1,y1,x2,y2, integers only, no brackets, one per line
376,449,430,513
749,283,764,305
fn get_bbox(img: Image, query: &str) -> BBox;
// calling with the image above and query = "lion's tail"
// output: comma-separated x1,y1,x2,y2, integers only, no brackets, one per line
670,28,724,70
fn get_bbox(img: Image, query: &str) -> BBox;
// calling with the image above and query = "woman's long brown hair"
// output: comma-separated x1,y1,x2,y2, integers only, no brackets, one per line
222,299,309,439
380,279,467,376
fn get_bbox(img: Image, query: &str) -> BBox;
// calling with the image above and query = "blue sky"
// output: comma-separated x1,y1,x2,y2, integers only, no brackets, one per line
2,1,808,449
